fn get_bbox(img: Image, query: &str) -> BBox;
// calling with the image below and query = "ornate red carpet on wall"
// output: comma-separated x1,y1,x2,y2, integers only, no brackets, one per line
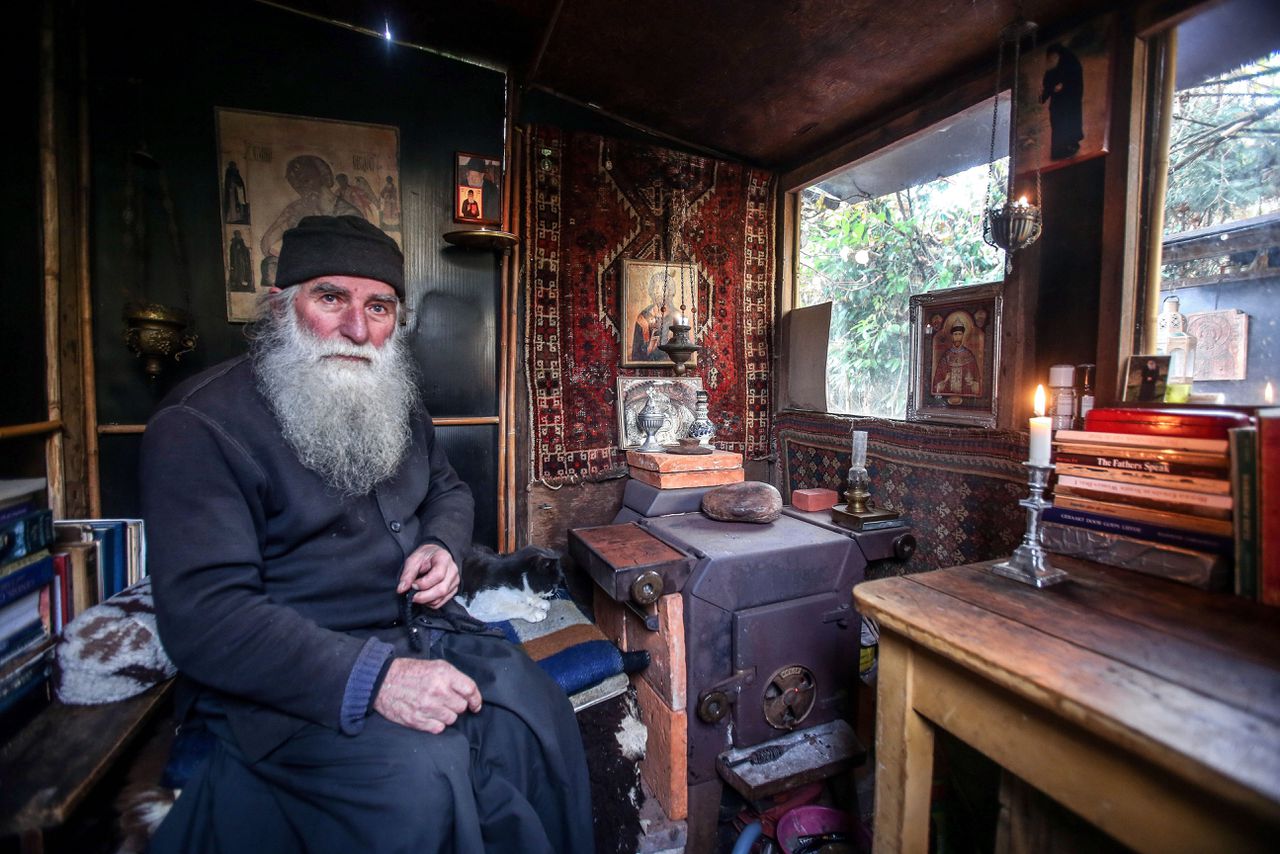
523,126,776,485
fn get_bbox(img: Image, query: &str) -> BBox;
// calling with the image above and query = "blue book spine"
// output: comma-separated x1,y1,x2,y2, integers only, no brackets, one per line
0,502,35,527
0,620,46,662
0,651,53,714
0,556,55,607
1042,506,1233,557
97,522,127,599
0,509,55,564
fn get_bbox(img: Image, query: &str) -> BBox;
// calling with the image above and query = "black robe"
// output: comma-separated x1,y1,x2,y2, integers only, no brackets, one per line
141,356,592,853
1041,47,1085,160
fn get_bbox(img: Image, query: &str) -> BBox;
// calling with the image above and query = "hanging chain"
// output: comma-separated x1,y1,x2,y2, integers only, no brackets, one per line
984,26,1005,217
1009,21,1022,205
1030,22,1043,208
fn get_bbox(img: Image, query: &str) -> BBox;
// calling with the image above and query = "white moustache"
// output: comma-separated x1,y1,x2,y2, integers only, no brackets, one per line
315,342,381,363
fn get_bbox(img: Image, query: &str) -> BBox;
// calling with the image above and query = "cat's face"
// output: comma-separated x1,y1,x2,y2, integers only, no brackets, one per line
524,547,565,597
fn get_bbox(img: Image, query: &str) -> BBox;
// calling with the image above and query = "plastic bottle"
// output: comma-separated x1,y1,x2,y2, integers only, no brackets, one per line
1048,364,1076,432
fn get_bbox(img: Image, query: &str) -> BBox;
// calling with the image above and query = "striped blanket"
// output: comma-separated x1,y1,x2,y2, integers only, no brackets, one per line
492,591,629,712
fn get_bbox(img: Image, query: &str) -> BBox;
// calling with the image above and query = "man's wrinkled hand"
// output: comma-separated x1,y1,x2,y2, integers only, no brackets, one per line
373,658,481,733
397,543,459,608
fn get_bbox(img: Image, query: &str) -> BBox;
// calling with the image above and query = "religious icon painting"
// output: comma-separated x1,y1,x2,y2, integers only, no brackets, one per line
215,108,402,322
1014,14,1114,174
615,376,703,449
907,282,1003,427
454,152,503,226
620,258,700,370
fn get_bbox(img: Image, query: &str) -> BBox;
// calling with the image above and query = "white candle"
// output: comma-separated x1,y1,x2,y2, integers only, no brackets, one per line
1029,384,1052,466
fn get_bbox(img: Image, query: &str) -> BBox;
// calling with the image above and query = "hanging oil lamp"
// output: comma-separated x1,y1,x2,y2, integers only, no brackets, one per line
658,315,698,374
121,117,198,380
982,17,1043,271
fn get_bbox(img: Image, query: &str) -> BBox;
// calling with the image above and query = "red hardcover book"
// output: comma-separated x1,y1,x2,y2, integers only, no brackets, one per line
1259,409,1280,607
51,551,71,626
1084,407,1255,440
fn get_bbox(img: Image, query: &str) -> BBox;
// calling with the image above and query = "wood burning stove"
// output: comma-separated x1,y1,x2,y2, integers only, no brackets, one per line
570,482,914,850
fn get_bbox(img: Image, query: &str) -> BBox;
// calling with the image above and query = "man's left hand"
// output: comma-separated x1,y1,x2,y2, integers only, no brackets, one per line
397,543,459,609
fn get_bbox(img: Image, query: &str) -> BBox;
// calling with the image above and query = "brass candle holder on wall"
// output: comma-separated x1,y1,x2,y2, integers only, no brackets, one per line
123,302,197,380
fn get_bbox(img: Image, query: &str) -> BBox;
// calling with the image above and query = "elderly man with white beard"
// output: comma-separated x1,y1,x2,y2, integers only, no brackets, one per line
141,216,592,854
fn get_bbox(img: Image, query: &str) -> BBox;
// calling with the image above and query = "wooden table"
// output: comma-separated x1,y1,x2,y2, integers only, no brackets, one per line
854,557,1280,853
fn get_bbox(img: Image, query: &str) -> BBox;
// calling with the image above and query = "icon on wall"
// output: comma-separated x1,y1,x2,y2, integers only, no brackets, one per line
215,108,402,322
455,151,503,226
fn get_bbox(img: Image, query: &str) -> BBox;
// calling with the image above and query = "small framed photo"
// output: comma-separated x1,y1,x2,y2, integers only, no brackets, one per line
1122,354,1172,402
454,152,502,226
616,376,703,449
907,282,1002,427
620,258,699,369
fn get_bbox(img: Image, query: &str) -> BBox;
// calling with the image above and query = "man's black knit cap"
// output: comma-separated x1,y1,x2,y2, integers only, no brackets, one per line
275,215,405,297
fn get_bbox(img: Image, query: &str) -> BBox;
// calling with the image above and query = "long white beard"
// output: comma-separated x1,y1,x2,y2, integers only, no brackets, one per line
251,296,419,496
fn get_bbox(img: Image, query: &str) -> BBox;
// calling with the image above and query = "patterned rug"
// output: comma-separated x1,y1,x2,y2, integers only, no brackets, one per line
774,412,1029,572
523,126,776,485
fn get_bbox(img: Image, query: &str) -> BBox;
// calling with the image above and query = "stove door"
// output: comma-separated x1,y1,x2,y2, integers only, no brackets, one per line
731,591,856,748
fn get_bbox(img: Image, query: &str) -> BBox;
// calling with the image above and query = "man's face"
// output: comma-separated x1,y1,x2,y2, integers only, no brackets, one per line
283,276,399,353
951,330,964,345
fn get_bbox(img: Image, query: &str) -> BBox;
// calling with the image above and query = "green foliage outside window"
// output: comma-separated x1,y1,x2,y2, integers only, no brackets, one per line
797,160,1007,417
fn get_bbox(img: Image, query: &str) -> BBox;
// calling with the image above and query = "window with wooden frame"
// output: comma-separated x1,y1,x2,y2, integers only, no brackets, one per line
792,95,1010,418
1130,0,1280,406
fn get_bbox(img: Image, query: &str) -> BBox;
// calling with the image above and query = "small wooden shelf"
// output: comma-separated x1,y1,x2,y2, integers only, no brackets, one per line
442,228,519,252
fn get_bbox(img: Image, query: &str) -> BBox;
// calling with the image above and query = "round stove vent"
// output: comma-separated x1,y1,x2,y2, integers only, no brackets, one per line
763,665,816,730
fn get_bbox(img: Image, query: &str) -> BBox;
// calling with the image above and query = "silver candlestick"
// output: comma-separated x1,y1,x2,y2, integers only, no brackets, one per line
991,463,1067,587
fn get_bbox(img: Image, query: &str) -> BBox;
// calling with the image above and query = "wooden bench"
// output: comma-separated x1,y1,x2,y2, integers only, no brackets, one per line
0,680,174,853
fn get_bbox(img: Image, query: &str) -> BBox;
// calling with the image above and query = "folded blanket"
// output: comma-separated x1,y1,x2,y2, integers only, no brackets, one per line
490,592,629,710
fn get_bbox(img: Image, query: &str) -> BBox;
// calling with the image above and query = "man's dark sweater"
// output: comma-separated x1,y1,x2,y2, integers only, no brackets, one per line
141,355,474,760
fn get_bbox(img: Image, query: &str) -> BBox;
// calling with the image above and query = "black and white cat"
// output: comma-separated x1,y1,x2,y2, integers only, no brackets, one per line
456,544,566,623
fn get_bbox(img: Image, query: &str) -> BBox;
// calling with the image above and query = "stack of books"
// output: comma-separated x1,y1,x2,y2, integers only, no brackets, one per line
54,518,146,602
0,479,58,717
1041,407,1253,592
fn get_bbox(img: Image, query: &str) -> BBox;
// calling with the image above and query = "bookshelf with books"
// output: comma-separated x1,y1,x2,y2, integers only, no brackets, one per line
0,479,57,721
1044,408,1258,595
0,480,151,738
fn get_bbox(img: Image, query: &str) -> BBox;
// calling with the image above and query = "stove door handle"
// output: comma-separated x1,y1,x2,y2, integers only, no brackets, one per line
630,570,664,605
